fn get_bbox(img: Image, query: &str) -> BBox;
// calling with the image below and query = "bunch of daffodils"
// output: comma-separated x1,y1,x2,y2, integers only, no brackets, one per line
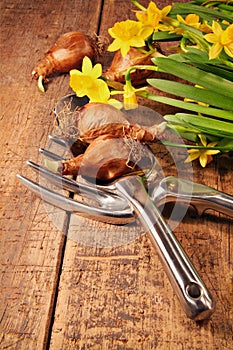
69,0,233,167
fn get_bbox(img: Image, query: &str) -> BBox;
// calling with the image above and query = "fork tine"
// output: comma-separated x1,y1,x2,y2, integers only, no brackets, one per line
27,160,105,198
27,160,80,193
27,160,133,211
16,174,134,224
48,134,67,147
39,148,65,161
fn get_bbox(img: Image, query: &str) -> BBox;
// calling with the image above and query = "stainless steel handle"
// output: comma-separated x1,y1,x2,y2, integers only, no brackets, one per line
116,176,215,321
155,176,233,217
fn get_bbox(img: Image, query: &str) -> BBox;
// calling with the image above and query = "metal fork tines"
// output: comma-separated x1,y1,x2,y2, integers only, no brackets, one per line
17,161,134,225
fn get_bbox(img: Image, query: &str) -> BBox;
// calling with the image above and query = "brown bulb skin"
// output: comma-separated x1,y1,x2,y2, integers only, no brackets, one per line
32,31,94,80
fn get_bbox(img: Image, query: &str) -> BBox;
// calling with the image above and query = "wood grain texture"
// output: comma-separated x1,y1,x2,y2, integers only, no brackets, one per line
0,0,232,349
0,0,102,348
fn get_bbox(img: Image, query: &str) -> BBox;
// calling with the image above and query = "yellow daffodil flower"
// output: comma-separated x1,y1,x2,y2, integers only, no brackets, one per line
171,14,212,35
108,20,152,57
70,56,121,107
185,134,220,167
70,56,109,102
177,14,201,29
204,22,233,59
111,81,147,110
136,1,172,34
123,82,139,110
171,14,201,35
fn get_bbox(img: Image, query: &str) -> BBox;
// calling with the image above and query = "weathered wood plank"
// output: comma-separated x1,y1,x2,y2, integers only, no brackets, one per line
0,0,102,349
47,0,233,349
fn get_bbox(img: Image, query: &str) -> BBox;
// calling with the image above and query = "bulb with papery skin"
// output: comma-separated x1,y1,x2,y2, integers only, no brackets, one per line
32,31,95,92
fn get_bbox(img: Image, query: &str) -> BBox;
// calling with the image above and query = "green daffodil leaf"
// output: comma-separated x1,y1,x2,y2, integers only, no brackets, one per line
170,2,233,23
164,113,233,139
217,138,233,150
152,31,182,41
151,57,233,99
169,50,233,81
139,92,233,121
147,78,233,111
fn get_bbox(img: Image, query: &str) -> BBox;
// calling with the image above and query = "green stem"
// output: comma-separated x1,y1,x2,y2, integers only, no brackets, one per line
161,141,230,151
131,0,146,11
104,79,124,91
125,65,158,82
135,47,151,55
180,37,189,52
217,58,233,70
176,24,211,54
170,2,233,22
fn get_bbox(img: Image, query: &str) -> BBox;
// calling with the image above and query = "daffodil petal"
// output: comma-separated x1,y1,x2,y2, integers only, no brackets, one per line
88,79,110,102
124,102,138,110
158,24,173,31
121,43,131,57
91,63,102,79
107,99,123,109
205,150,220,155
74,89,88,98
199,153,208,167
162,5,172,17
209,42,223,59
224,44,233,58
212,21,222,36
208,142,218,147
108,27,118,39
177,14,184,24
138,25,153,39
205,33,218,44
130,37,146,48
188,149,200,154
199,134,207,147
186,14,199,24
110,90,124,96
221,25,233,45
82,56,93,74
184,151,200,163
70,69,82,77
107,39,121,52
69,73,85,94
135,11,145,23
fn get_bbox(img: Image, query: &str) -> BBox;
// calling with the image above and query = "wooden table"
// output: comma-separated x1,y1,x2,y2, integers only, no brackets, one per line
1,0,232,349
